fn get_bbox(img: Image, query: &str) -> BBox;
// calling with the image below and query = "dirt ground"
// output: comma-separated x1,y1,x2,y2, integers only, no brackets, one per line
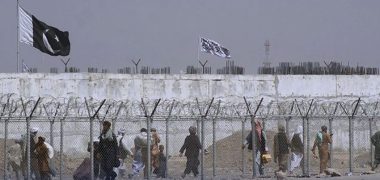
0,131,379,179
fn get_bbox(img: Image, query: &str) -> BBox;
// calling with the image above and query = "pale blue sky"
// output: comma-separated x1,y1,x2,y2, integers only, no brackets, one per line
0,0,379,73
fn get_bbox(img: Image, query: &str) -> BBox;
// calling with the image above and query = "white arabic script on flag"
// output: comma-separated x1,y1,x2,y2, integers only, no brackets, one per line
200,37,231,59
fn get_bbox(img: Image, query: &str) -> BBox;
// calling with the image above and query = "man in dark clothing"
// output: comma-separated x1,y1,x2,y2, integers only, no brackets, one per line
273,125,290,173
98,121,119,180
34,136,50,180
156,145,167,178
179,126,202,178
371,131,380,171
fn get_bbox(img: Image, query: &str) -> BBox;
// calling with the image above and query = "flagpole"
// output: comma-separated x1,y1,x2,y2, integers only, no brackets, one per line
17,0,20,73
197,36,200,62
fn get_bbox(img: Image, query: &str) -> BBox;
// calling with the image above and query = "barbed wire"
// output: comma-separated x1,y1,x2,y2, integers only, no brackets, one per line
0,94,379,121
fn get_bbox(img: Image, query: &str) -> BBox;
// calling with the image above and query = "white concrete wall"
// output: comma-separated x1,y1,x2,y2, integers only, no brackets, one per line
1,73,379,155
1,73,380,100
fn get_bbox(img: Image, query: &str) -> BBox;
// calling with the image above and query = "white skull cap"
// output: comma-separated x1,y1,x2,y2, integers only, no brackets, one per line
118,128,126,134
30,127,39,133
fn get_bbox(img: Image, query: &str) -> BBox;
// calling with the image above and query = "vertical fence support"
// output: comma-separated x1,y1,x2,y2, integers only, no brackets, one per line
21,97,41,180
59,117,64,180
4,117,9,179
196,98,214,180
212,100,221,177
241,120,246,175
349,116,353,173
141,98,161,180
328,117,333,168
306,117,310,175
295,99,313,176
243,97,263,178
85,98,106,180
339,98,360,174
2,99,10,180
165,100,175,178
59,99,70,180
369,117,374,168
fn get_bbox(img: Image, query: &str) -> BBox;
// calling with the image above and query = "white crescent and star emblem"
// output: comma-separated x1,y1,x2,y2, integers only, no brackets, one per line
42,29,61,54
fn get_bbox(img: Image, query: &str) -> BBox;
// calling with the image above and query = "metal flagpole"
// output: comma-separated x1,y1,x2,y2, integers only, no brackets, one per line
198,36,200,62
17,0,20,73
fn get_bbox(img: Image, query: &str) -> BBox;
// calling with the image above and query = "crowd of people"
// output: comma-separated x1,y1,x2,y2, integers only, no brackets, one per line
8,119,380,179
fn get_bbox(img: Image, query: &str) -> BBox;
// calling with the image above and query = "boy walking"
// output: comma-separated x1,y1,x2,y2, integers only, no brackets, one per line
179,126,202,178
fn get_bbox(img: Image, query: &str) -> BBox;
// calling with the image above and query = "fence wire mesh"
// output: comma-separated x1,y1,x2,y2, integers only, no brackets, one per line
0,94,380,179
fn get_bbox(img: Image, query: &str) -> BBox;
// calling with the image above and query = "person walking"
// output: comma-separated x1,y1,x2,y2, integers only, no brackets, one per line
151,128,161,175
242,120,267,176
116,128,131,178
273,125,290,173
311,125,332,175
98,121,119,180
34,136,51,180
289,125,304,174
128,128,148,178
179,126,202,178
371,130,380,171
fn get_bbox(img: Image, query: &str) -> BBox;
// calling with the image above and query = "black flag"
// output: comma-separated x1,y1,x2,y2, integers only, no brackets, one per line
19,6,70,56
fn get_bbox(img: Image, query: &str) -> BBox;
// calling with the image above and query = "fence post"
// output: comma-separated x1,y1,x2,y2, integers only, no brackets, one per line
349,116,353,173
212,115,216,177
59,117,64,180
165,100,175,178
369,118,374,168
141,98,161,180
328,117,333,168
212,100,221,177
165,116,170,178
85,98,106,180
4,117,9,179
147,116,152,179
241,120,245,175
195,98,214,180
306,117,310,175
243,97,263,178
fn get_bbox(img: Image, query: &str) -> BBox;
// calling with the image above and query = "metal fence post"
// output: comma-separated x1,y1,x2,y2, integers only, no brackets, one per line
328,117,333,168
26,117,31,180
212,115,216,177
89,117,94,180
147,116,152,179
59,118,64,180
201,115,205,179
302,117,307,176
306,117,310,175
349,116,353,173
370,118,374,168
4,118,9,179
165,116,169,178
241,120,245,175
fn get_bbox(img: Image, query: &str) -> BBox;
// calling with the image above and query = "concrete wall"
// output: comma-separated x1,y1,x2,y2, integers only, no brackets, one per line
1,73,379,155
1,73,380,100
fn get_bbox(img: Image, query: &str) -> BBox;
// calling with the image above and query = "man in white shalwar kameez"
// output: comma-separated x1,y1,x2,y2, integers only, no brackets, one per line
289,125,304,174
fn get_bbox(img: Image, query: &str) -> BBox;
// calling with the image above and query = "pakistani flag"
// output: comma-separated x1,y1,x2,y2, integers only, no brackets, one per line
200,37,231,59
19,6,70,56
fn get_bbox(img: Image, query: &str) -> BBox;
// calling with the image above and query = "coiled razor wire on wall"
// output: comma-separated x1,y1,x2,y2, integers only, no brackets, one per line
1,93,380,179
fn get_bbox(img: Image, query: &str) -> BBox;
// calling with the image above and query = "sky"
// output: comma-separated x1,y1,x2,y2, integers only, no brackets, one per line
0,0,380,74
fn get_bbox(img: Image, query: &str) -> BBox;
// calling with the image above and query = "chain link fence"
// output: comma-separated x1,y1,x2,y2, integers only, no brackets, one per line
0,94,379,179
